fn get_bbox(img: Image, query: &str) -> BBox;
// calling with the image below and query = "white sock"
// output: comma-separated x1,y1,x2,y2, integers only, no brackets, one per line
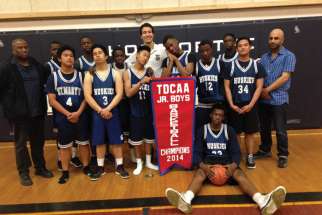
133,159,143,175
115,158,123,166
97,158,104,167
72,146,77,158
145,154,159,170
183,190,195,204
253,192,267,209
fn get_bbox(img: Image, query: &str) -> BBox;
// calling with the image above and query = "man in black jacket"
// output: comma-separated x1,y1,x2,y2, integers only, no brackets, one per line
0,38,53,186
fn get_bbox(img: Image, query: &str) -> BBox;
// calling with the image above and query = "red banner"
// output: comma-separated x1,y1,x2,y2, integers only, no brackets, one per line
151,77,196,175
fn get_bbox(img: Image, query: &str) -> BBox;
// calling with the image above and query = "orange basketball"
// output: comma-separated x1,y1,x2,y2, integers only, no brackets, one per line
209,165,229,186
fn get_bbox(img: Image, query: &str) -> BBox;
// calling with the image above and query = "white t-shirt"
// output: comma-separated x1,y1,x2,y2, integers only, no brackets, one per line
125,43,167,78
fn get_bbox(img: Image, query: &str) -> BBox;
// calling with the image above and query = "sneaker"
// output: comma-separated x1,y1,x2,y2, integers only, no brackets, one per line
70,157,83,168
261,186,287,215
247,154,256,169
254,150,272,159
19,173,33,186
35,168,54,178
115,165,130,179
58,171,69,184
165,188,192,214
90,167,105,181
83,166,91,176
278,157,288,168
57,160,62,171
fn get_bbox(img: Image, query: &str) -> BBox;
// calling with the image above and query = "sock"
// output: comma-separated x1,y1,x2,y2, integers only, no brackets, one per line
115,158,123,166
97,158,104,167
253,192,267,209
183,190,195,204
133,159,143,175
72,147,77,158
58,171,69,184
145,154,159,170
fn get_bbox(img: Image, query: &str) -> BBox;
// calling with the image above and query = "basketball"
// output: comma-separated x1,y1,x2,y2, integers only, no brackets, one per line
209,165,229,186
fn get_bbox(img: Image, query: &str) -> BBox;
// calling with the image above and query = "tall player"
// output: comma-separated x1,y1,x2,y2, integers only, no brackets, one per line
45,41,61,73
223,37,266,169
125,23,167,78
195,40,225,129
75,36,95,73
124,45,159,175
84,44,129,180
161,34,196,77
218,33,238,66
46,45,91,184
165,104,286,215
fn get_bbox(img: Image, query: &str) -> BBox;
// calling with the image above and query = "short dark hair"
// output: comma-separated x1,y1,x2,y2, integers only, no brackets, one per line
139,23,154,35
80,36,93,42
211,103,226,113
50,41,61,45
163,34,177,45
57,45,75,58
137,45,151,53
91,44,108,57
112,46,125,58
223,33,236,41
199,40,213,48
236,37,252,46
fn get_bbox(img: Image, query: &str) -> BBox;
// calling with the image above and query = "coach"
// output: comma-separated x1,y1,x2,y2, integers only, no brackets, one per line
254,28,296,168
0,38,53,186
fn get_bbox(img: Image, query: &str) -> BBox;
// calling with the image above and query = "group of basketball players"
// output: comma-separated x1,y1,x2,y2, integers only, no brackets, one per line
1,21,295,214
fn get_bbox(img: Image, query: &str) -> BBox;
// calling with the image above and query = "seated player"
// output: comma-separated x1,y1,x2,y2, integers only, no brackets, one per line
46,45,91,184
165,104,286,215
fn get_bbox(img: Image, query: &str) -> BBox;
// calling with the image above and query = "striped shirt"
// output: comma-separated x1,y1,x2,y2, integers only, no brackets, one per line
259,46,296,105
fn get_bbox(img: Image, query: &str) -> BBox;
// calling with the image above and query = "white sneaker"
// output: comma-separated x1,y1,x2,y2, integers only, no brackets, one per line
146,162,159,171
165,188,192,214
261,186,287,215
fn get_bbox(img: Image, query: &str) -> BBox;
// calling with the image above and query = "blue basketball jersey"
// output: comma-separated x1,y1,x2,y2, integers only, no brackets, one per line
229,59,258,104
78,55,95,72
218,52,238,69
128,68,151,117
47,59,60,73
203,123,230,164
92,66,116,108
166,51,189,77
53,69,84,113
196,57,224,106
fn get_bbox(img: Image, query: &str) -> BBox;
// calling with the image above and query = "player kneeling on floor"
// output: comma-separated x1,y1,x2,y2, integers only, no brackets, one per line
165,104,286,214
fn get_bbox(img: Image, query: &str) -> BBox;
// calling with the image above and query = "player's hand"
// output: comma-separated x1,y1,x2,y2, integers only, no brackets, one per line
241,104,253,113
67,112,80,123
261,88,271,100
141,76,152,84
200,163,214,179
224,165,233,177
100,109,112,119
231,104,242,114
167,52,177,63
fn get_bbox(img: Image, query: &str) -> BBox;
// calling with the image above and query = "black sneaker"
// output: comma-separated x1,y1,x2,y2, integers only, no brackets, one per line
19,173,33,186
83,166,91,176
247,154,256,169
115,165,130,179
35,168,54,178
70,157,83,168
90,167,105,181
57,160,62,171
278,157,288,168
58,171,69,184
254,150,272,159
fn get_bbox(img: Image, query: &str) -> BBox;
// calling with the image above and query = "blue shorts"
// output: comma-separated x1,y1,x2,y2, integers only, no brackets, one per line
55,113,90,149
92,109,123,146
129,114,154,145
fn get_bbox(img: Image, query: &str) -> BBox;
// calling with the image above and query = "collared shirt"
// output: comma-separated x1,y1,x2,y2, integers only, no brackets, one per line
12,57,41,117
259,47,296,105
125,43,167,78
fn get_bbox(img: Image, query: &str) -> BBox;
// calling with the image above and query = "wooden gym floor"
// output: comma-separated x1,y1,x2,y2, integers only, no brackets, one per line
0,129,322,214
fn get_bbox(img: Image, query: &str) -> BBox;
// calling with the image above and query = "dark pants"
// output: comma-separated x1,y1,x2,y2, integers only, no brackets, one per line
13,116,46,175
258,103,289,157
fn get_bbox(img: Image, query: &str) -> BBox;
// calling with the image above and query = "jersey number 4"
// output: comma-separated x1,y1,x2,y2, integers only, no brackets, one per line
66,97,73,107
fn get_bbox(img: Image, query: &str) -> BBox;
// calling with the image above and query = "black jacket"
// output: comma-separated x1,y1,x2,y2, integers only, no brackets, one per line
0,57,49,120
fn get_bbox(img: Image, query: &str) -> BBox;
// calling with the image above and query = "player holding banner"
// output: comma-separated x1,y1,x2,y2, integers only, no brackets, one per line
165,104,286,215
